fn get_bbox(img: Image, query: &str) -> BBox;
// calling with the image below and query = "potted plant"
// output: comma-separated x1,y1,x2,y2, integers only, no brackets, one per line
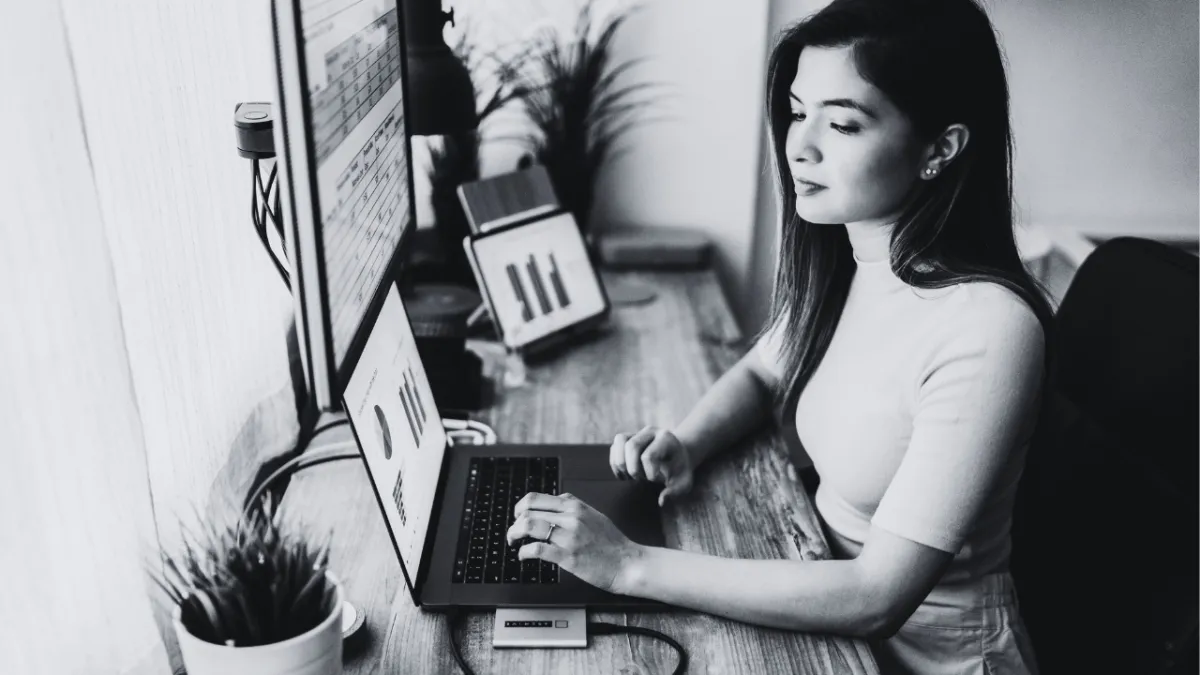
515,0,662,240
149,506,343,675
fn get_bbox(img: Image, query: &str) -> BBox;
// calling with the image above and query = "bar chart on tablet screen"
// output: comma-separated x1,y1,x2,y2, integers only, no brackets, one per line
301,0,412,365
473,214,606,344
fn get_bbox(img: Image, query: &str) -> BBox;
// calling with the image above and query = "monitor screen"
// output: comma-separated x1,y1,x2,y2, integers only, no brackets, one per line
273,0,415,411
342,283,447,589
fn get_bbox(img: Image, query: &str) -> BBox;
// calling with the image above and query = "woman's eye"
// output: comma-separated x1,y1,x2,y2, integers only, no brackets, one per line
789,111,805,121
831,123,860,135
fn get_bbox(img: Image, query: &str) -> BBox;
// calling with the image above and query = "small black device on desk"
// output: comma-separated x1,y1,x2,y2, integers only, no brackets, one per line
401,283,486,411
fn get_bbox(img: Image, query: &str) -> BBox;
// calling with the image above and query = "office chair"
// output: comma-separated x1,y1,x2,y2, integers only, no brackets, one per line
1011,237,1199,675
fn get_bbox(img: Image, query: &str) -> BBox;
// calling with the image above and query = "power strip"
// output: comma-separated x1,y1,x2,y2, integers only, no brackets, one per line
492,608,587,648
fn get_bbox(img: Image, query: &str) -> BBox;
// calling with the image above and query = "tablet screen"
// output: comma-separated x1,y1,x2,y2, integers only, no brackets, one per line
469,212,607,349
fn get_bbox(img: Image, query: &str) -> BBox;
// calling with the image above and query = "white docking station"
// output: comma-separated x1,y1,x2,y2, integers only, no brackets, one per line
492,608,587,648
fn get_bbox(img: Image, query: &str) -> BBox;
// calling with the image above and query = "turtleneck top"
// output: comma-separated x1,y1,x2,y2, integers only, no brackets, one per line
755,231,1045,581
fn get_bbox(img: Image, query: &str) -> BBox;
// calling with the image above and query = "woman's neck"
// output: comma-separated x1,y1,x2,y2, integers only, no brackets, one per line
844,220,895,264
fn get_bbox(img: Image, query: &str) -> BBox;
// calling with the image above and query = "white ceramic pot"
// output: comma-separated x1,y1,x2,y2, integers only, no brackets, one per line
172,573,343,675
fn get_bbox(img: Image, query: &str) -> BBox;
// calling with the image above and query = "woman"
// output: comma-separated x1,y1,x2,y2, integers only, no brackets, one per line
505,0,1052,671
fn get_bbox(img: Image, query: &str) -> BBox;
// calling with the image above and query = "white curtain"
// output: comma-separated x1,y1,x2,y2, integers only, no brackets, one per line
2,1,294,672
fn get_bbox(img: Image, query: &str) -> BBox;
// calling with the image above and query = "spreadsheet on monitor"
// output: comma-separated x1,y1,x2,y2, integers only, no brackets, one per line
302,0,412,366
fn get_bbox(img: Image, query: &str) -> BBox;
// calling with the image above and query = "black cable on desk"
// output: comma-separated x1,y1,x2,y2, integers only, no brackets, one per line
588,621,688,674
311,417,349,440
237,450,360,542
240,416,352,517
448,609,688,675
449,609,475,675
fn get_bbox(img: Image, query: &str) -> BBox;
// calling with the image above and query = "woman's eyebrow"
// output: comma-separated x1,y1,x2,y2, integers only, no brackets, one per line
789,92,879,120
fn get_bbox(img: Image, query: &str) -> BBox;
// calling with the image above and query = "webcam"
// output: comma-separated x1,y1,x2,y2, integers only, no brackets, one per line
234,102,275,159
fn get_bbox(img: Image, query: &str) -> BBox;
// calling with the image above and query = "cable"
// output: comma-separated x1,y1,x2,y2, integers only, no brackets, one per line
443,417,497,446
236,416,352,542
311,417,349,440
270,163,284,242
237,448,360,544
250,158,291,290
449,609,475,675
235,415,446,540
447,610,688,675
589,621,688,674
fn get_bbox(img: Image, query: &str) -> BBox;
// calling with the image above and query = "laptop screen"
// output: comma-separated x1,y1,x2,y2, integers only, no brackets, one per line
343,282,447,588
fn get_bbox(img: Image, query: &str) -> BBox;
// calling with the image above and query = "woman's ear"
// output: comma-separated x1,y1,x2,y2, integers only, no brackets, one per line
918,124,970,180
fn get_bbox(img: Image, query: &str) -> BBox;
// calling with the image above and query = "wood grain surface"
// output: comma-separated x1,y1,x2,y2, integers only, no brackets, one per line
277,270,879,674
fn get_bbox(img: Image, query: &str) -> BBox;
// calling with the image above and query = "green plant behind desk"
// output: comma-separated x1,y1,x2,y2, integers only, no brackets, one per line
516,0,662,237
149,507,335,648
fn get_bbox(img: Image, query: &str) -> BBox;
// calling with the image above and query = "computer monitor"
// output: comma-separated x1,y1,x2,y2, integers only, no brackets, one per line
271,0,417,412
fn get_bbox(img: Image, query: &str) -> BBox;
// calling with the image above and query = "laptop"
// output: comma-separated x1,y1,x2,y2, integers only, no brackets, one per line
342,281,667,610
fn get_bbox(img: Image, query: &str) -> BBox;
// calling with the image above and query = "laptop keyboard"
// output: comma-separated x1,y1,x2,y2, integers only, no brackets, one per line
453,457,560,584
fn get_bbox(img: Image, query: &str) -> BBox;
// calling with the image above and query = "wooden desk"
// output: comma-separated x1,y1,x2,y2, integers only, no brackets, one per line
278,269,879,674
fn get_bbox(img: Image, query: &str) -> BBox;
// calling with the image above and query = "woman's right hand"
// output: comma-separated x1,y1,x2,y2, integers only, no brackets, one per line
610,426,694,507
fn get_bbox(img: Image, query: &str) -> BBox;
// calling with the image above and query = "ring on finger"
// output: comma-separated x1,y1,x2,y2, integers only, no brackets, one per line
544,522,557,543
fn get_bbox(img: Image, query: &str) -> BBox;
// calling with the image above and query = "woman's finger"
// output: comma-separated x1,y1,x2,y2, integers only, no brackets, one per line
513,491,572,518
658,473,692,507
640,433,673,483
610,433,628,479
517,540,565,564
505,511,569,546
624,426,655,481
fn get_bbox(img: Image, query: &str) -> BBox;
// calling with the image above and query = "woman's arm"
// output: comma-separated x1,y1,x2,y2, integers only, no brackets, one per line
619,525,953,639
673,349,780,468
618,294,1046,638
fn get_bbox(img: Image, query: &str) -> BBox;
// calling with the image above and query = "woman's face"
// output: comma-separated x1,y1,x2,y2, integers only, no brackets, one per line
785,46,926,226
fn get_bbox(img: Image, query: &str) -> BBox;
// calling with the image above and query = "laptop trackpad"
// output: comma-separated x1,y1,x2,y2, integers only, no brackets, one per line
564,479,666,548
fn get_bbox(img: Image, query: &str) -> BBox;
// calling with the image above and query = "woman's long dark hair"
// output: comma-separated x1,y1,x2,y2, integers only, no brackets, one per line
760,0,1055,415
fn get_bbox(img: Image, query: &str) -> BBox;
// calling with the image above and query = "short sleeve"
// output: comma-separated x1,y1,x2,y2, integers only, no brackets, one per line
871,296,1045,553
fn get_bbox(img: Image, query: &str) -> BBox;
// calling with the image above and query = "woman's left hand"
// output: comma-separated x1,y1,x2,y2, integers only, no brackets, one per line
506,492,645,595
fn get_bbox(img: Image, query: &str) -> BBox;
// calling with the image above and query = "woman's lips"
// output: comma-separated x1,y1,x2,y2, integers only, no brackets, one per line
793,179,826,196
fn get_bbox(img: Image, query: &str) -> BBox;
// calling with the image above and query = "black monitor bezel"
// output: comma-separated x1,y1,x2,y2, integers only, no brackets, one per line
338,281,454,605
278,0,419,413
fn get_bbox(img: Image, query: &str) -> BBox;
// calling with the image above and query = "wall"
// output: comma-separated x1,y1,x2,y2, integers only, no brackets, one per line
746,0,1200,334
992,0,1199,241
60,1,296,543
2,1,297,672
1,4,170,674
432,0,772,330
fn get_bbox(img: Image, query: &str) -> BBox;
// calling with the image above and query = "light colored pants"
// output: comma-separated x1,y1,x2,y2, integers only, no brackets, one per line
872,571,1040,675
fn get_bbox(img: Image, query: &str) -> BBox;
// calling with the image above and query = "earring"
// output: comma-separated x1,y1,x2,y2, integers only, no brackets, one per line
923,167,938,177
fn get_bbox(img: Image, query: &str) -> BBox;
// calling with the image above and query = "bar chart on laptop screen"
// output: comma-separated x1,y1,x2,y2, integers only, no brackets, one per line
473,213,607,345
343,287,445,578
302,0,412,366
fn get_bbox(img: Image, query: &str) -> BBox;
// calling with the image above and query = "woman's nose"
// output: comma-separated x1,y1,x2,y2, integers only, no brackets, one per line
786,120,821,164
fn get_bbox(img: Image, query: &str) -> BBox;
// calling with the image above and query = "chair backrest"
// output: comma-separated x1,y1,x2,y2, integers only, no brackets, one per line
1012,237,1198,675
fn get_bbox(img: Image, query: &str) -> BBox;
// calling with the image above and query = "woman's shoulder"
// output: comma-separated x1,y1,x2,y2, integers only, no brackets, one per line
956,279,1038,316
912,280,1047,406
925,280,1045,352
